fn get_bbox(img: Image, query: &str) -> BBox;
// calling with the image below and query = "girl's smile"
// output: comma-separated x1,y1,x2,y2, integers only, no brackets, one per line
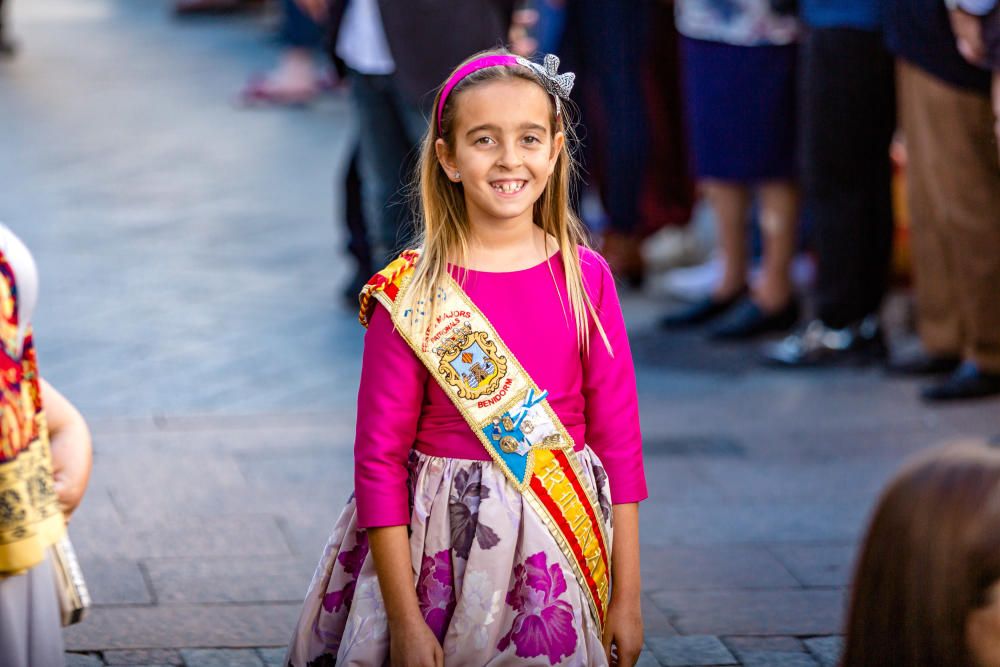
490,179,528,196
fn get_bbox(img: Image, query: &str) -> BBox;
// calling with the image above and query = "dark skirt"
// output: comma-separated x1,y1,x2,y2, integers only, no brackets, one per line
681,36,798,183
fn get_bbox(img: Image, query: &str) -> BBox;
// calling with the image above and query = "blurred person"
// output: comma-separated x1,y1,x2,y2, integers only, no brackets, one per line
340,146,370,306
842,441,1000,666
560,0,650,287
330,0,515,298
661,0,801,340
762,0,896,366
883,0,1000,401
948,0,1000,158
990,6,1000,154
0,0,13,57
240,0,329,106
0,225,93,667
560,0,695,288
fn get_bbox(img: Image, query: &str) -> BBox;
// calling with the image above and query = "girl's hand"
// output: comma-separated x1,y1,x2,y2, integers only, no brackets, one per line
369,526,442,666
603,594,644,666
389,616,443,667
606,503,644,666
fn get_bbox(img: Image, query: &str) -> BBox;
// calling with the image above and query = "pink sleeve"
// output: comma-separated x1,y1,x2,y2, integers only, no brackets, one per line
354,304,428,528
581,251,648,504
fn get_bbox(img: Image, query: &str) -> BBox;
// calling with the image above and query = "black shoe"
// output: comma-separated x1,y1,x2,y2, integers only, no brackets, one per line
921,362,1000,401
660,288,746,329
886,351,962,376
0,37,15,58
709,297,800,341
762,315,887,367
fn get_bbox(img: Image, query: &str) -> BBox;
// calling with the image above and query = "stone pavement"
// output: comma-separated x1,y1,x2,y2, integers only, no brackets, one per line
3,1,999,665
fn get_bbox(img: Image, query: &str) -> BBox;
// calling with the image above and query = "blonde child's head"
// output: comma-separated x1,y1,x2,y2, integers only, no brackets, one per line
407,48,608,352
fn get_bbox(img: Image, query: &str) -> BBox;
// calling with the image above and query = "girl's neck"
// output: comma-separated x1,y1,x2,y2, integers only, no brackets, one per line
463,215,554,272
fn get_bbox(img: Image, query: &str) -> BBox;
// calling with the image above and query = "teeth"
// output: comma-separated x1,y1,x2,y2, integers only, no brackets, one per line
493,181,525,194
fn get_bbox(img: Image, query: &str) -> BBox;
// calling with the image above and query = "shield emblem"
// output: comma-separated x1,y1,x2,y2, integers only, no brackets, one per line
437,329,508,400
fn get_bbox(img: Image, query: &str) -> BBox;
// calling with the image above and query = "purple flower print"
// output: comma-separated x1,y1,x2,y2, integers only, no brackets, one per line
449,467,500,559
322,530,369,614
497,551,578,665
592,463,612,524
416,549,456,642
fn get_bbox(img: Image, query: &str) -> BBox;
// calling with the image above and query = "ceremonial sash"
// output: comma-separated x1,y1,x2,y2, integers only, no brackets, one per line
0,251,65,574
360,251,611,629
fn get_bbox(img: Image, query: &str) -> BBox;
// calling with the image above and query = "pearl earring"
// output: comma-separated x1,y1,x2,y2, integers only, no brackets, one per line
454,172,460,180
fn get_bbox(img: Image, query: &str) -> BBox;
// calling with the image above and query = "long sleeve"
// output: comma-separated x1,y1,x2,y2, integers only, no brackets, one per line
580,252,648,504
353,304,428,528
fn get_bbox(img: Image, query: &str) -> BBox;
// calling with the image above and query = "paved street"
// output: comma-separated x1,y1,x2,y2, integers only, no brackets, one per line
3,2,999,665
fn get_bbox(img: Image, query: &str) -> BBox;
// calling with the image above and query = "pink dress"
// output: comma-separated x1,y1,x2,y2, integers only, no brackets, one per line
287,248,647,666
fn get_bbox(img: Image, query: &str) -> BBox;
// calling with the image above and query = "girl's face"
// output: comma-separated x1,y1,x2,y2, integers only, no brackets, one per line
969,580,1000,667
436,78,564,229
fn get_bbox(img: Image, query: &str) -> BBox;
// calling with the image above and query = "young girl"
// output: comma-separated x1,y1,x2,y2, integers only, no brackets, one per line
286,49,647,666
0,224,94,666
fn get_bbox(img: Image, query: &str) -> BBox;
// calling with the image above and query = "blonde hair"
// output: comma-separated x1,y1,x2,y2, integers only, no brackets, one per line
405,48,610,354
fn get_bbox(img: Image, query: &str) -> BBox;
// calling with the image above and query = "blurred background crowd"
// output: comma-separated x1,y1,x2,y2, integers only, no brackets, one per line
2,0,998,407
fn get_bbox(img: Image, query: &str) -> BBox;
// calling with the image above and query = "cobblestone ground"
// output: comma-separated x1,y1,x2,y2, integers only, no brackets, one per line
3,1,999,665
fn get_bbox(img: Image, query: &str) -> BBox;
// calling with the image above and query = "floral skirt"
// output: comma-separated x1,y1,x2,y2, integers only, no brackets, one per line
286,447,614,666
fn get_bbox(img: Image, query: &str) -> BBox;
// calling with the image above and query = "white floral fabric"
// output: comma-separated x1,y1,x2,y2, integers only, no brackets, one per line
286,447,614,666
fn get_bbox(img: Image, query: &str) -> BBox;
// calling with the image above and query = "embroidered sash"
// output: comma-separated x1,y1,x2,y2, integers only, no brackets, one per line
360,251,611,629
0,251,65,574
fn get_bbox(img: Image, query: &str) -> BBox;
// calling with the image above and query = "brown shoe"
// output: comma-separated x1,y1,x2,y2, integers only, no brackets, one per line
601,232,645,289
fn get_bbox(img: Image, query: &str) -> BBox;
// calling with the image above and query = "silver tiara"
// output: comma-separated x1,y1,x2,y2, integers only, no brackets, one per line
515,53,575,116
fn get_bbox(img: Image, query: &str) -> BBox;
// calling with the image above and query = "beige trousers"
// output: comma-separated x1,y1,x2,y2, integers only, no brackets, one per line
898,61,1000,372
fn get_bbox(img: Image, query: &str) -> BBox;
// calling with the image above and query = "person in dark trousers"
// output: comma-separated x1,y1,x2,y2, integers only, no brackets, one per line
0,0,14,57
559,0,694,288
328,0,515,298
560,0,650,287
762,0,895,367
883,0,1000,401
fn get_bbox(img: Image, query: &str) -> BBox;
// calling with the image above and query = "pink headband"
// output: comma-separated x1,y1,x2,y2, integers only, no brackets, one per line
436,55,519,135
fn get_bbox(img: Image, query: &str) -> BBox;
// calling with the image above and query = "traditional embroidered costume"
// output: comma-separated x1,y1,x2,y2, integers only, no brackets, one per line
0,226,66,666
287,248,646,666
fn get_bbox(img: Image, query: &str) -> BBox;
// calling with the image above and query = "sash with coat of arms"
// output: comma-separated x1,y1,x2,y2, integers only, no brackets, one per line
359,250,612,630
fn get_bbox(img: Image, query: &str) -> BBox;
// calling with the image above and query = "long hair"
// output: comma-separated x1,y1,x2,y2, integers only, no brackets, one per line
842,441,1000,667
405,48,609,353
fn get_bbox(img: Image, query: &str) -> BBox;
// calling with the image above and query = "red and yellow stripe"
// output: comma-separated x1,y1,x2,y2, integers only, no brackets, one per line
529,448,610,626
